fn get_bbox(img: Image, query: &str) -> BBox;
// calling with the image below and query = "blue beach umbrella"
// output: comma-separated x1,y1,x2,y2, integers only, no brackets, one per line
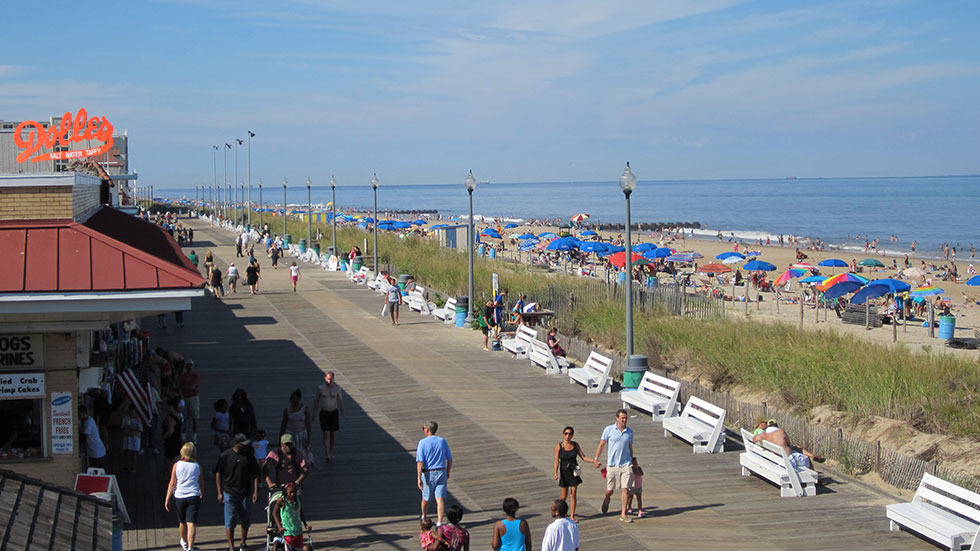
744,250,763,257
481,229,502,239
546,237,580,251
716,251,746,261
799,275,828,284
579,242,611,254
430,224,448,229
818,259,848,268
580,230,598,237
504,223,519,229
392,221,412,229
377,223,396,231
967,275,980,286
666,253,699,263
850,278,911,304
598,245,625,256
538,232,558,239
413,219,428,225
519,241,538,251
633,243,658,252
823,280,866,299
517,233,537,240
743,260,777,272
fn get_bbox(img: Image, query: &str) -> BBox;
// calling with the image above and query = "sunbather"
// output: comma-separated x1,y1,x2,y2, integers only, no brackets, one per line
752,419,824,469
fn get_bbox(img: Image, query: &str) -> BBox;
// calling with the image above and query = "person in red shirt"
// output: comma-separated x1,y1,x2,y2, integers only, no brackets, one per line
179,360,201,444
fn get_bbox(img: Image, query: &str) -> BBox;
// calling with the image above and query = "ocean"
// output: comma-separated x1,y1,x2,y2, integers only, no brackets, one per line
165,175,979,260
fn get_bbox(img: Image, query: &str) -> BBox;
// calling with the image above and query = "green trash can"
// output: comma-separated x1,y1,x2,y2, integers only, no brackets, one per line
352,255,363,272
298,238,307,253
622,355,649,390
285,234,292,245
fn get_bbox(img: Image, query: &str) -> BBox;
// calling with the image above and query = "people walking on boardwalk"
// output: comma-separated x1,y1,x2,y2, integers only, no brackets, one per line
227,262,239,294
289,261,301,291
162,397,185,470
165,442,203,551
263,434,310,489
313,371,344,461
210,265,224,299
541,499,578,551
271,483,311,551
215,434,260,551
553,426,590,522
229,388,257,438
387,276,403,325
279,389,312,463
491,497,531,551
179,360,200,444
245,260,260,295
625,456,645,517
593,408,635,522
416,420,453,524
211,399,231,451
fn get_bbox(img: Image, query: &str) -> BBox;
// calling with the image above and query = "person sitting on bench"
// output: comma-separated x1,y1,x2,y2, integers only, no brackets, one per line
752,419,824,468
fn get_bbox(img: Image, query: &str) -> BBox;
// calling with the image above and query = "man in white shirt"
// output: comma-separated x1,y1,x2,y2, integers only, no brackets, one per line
542,499,578,551
79,405,107,469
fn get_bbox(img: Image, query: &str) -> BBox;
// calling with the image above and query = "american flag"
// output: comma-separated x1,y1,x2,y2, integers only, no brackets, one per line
117,364,154,426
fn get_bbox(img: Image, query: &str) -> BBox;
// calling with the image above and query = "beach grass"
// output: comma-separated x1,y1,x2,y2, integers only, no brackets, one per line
219,214,980,439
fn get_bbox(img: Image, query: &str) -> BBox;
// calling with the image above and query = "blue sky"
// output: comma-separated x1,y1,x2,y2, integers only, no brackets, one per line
3,1,979,189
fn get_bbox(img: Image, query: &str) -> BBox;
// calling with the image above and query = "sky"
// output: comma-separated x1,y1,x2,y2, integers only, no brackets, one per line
2,1,979,189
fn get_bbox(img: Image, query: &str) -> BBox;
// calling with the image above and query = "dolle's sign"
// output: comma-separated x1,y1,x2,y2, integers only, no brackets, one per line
14,108,114,163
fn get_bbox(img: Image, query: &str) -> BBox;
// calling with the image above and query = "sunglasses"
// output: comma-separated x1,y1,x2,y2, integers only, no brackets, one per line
563,431,573,435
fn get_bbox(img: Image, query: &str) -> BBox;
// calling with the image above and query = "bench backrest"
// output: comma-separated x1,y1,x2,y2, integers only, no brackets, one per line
912,473,980,527
516,325,538,343
680,396,726,450
637,373,681,418
443,297,457,310
528,339,556,366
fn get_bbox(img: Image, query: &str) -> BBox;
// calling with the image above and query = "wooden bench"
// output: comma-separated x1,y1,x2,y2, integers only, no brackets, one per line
407,286,434,315
620,372,681,420
432,297,457,324
886,472,980,550
501,325,537,359
528,339,569,375
739,428,817,497
662,396,726,454
567,351,613,394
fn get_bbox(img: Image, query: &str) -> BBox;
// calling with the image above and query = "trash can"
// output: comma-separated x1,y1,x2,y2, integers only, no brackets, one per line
339,257,348,272
455,296,469,328
285,234,292,245
488,247,497,259
478,244,486,256
617,271,627,285
938,315,956,339
622,355,649,390
398,274,411,290
312,243,321,255
298,238,307,253
645,276,657,288
352,255,363,272
326,246,336,256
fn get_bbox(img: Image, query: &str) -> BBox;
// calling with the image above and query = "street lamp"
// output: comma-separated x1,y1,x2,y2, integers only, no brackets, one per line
212,145,218,214
247,131,255,225
306,177,313,252
235,139,243,224
240,182,245,226
282,178,288,237
465,171,477,322
224,143,231,218
371,173,379,276
330,175,338,265
620,162,637,357
258,178,263,229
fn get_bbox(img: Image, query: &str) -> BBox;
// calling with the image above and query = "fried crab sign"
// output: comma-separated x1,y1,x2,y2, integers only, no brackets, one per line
13,108,114,164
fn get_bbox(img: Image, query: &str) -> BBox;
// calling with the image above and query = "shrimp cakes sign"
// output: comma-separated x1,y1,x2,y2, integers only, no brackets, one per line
13,108,115,163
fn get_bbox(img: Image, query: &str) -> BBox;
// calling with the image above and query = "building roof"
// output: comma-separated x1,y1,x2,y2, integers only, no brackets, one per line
0,468,112,550
0,206,204,293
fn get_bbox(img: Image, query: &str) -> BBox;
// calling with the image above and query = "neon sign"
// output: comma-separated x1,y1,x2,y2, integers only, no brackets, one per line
13,108,114,164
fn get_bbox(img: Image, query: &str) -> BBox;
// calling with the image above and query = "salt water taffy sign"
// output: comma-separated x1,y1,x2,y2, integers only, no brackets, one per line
13,108,114,163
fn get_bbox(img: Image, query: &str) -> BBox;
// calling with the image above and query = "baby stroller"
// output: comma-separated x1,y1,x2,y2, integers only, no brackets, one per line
265,485,315,551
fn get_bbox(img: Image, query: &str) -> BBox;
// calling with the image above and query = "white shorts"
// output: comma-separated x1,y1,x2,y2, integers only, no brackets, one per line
605,465,634,492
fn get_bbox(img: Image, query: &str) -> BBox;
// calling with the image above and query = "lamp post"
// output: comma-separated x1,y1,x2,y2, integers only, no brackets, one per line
371,173,379,276
258,178,263,229
235,139,243,224
282,178,288,237
306,177,313,251
211,145,218,214
620,162,637,357
330,175,337,263
224,143,231,218
240,182,245,227
247,131,255,225
465,171,477,322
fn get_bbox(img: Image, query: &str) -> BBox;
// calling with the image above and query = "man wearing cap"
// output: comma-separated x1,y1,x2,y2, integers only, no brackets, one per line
178,360,201,444
416,420,452,525
264,434,309,489
215,434,260,551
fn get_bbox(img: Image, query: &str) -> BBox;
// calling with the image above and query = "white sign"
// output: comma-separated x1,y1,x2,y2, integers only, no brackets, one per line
51,392,74,454
0,372,44,398
492,272,499,295
0,334,44,369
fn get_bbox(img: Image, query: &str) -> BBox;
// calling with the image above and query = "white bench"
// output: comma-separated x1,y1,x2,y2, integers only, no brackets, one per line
501,325,537,359
567,351,613,394
349,266,370,284
433,297,457,324
621,372,681,420
887,472,980,550
366,273,388,291
662,396,726,454
407,286,435,315
739,428,817,497
528,339,569,375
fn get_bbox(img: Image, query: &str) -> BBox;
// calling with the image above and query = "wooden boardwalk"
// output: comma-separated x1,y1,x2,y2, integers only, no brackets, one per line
118,218,935,550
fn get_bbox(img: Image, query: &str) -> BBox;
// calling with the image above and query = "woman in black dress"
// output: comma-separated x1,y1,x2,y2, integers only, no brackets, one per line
245,260,260,295
553,426,591,522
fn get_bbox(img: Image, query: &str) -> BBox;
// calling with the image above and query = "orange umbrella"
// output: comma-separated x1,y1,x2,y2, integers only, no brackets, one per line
697,263,731,274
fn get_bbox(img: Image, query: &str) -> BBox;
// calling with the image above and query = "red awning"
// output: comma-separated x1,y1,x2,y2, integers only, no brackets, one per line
0,208,205,293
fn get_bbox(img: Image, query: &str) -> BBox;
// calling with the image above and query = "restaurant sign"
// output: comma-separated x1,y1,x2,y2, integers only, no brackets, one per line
13,108,115,163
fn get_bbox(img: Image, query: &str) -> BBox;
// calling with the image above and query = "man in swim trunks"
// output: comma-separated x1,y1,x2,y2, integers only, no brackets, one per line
752,419,823,469
313,372,344,461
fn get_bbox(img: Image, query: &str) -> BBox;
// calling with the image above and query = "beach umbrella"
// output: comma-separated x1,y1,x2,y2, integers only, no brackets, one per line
665,253,699,263
791,262,817,270
517,233,537,240
818,259,848,268
967,275,980,286
598,245,626,256
716,251,745,261
743,260,777,272
392,221,412,229
519,240,539,251
698,263,731,274
633,242,658,252
902,267,927,279
538,232,558,239
647,247,674,259
580,230,598,237
481,228,502,239
816,272,869,292
850,278,912,304
413,219,428,225
774,268,806,285
570,213,590,222
910,285,944,297
504,223,519,229
545,237,580,251
721,256,745,265
822,280,866,299
608,251,650,268
744,250,763,257
859,258,885,268
799,275,828,284
579,242,611,254
377,222,396,231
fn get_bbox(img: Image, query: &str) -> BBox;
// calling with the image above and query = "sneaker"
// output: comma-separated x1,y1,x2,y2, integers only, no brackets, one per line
601,495,610,514
636,510,646,518
626,508,632,514
180,538,188,551
619,516,633,523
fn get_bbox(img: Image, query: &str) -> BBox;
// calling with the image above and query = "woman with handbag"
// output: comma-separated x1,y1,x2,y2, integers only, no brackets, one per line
553,426,591,522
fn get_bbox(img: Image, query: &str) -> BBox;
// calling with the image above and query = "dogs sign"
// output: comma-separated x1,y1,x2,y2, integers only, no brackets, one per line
13,108,114,164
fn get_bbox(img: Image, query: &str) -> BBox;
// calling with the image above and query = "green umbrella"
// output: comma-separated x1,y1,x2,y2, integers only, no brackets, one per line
858,258,885,268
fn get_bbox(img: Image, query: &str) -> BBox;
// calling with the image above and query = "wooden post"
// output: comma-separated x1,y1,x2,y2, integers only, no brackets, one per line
799,289,804,329
892,300,898,343
928,300,935,338
865,300,870,330
745,280,749,316
874,440,881,472
776,289,780,313
815,290,819,323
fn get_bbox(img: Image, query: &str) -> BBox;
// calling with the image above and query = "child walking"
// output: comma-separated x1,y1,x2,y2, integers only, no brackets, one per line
626,456,645,517
211,399,231,451
252,429,269,469
120,405,143,473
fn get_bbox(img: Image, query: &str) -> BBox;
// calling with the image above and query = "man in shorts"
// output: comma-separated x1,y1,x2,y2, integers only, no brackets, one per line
752,419,823,469
386,276,403,325
178,360,201,444
593,409,635,523
215,434,260,551
313,371,345,461
416,420,453,525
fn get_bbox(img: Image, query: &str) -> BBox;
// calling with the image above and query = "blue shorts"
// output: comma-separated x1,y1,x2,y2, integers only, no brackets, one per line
223,493,251,529
420,469,447,500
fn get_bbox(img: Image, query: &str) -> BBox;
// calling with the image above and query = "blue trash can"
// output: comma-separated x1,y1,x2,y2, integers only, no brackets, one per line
478,244,486,256
617,271,627,285
938,315,956,339
488,247,497,259
455,296,469,328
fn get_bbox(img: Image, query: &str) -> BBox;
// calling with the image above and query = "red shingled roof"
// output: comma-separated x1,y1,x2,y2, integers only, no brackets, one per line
0,208,205,293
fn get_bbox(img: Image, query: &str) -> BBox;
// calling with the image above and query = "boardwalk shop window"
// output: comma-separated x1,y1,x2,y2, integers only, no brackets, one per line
0,398,44,460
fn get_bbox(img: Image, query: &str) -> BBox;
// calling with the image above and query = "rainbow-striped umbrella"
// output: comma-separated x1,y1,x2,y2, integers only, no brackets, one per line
774,268,807,285
816,272,869,292
910,285,944,297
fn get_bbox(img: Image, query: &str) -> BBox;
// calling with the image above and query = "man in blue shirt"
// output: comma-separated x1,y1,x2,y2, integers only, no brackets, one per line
416,420,453,525
593,409,635,523
492,288,508,339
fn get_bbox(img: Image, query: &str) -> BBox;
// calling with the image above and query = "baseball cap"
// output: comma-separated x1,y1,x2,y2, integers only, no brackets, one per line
232,433,251,447
281,433,295,445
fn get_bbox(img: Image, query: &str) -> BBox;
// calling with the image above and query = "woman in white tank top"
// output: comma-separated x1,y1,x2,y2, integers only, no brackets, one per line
165,442,203,551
